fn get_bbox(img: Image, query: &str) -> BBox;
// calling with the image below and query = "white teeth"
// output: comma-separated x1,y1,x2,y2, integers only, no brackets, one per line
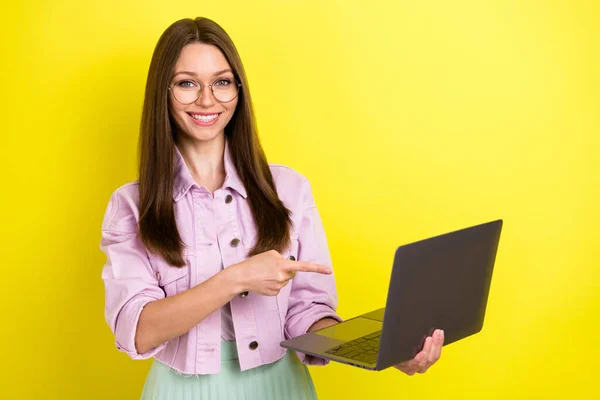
191,113,218,122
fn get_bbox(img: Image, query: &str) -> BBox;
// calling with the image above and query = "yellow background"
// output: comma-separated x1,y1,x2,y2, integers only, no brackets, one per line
2,0,598,399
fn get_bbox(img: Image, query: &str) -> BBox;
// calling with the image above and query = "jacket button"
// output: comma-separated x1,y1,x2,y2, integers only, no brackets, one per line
288,255,296,261
249,341,259,350
225,194,233,204
240,291,249,298
230,238,240,247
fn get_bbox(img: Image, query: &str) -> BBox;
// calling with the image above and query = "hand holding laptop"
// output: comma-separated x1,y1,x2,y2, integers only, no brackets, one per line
394,329,444,375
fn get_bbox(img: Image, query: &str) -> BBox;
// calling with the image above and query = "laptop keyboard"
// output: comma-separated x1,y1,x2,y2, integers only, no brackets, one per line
325,331,381,365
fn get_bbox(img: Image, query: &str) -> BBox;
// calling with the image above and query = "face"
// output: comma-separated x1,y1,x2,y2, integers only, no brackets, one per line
168,43,239,143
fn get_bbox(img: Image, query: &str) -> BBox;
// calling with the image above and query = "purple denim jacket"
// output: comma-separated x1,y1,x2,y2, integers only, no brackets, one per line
100,142,341,374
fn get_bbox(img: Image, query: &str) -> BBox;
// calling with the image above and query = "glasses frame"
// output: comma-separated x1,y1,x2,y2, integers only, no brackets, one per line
168,78,242,104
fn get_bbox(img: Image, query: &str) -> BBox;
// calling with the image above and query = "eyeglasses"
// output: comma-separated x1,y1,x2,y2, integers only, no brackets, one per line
169,78,242,104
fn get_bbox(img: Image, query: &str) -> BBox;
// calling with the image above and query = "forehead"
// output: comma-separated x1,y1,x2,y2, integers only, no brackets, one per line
173,43,232,76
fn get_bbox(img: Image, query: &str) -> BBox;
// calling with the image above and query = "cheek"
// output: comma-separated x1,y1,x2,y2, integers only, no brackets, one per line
168,98,184,116
169,98,186,116
168,106,187,132
221,100,238,123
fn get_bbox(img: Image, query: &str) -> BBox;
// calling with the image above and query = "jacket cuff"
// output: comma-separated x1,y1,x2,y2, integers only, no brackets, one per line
114,295,166,360
284,307,343,366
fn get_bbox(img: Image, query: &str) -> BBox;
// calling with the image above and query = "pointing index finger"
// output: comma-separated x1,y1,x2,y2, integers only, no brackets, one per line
285,261,332,275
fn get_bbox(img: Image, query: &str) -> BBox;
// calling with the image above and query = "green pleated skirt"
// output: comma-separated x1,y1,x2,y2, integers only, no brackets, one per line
140,341,318,399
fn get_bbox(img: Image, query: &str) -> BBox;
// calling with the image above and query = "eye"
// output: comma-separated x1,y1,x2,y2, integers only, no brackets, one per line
175,80,198,89
213,78,232,87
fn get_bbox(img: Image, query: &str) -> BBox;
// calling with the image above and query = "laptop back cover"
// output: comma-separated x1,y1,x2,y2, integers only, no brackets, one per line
376,220,503,370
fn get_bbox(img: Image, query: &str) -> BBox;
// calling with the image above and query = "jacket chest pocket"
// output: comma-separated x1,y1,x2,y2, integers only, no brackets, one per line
149,255,191,298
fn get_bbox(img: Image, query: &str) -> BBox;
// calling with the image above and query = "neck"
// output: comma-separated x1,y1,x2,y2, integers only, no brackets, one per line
175,134,227,193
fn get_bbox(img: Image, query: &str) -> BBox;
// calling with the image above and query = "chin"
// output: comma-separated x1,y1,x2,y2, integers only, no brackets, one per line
182,125,224,142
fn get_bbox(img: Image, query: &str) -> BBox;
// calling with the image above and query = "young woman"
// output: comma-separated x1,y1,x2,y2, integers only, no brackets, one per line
100,17,444,399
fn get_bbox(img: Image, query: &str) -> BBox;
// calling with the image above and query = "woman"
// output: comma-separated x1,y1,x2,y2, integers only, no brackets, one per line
100,17,443,399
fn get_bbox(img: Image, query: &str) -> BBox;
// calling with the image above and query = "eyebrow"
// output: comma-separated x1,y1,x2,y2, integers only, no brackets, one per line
173,69,233,78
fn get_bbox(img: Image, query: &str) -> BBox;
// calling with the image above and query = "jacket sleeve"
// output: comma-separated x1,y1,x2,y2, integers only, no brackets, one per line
100,188,167,360
284,178,343,365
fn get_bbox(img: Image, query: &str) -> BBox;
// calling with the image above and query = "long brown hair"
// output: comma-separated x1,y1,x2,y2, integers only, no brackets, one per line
138,17,292,267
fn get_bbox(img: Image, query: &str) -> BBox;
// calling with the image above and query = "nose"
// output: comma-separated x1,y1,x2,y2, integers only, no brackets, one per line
195,84,216,107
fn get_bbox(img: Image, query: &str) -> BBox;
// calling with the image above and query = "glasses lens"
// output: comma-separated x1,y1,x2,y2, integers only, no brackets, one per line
212,79,239,103
172,83,199,104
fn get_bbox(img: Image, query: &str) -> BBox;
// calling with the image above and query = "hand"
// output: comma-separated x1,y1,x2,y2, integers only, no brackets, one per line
230,250,332,297
394,329,444,375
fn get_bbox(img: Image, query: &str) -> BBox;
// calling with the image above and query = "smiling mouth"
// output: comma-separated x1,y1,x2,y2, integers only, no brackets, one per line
187,112,220,122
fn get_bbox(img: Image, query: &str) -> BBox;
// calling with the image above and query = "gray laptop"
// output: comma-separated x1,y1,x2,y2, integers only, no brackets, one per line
280,219,503,371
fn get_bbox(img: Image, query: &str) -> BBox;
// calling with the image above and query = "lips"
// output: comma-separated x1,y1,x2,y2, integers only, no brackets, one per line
186,112,221,126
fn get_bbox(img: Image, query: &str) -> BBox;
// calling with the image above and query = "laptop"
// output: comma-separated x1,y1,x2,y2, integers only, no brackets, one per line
280,219,503,371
